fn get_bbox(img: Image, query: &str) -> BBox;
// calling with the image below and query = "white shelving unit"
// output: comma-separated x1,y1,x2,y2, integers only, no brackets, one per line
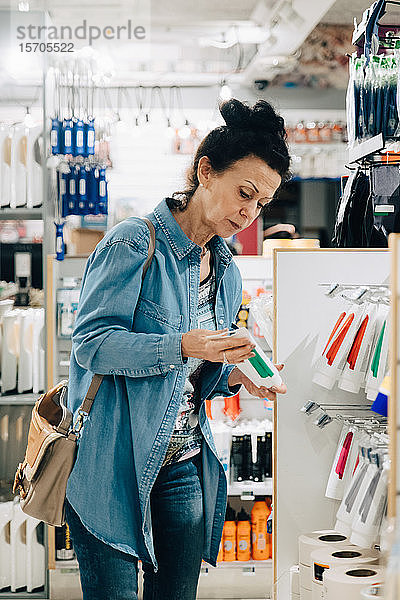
272,248,389,600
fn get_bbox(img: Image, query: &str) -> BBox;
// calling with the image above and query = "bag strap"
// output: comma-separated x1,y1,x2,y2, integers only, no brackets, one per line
75,217,156,421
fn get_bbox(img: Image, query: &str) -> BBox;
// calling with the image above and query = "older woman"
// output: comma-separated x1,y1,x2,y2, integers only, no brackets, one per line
65,98,290,600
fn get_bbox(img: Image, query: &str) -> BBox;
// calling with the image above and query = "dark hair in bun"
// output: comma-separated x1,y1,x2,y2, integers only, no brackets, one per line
168,98,290,211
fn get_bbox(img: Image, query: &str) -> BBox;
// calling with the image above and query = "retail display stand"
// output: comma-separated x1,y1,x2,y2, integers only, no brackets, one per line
389,234,400,519
272,248,389,600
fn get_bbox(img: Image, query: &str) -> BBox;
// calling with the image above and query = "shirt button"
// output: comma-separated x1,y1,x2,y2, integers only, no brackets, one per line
219,318,224,324
169,364,175,369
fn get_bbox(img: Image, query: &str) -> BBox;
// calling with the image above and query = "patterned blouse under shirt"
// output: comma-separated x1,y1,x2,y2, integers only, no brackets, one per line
162,252,217,466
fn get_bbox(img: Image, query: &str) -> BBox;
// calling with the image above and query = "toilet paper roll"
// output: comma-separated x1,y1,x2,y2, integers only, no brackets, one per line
299,531,349,566
290,565,300,595
311,580,323,600
323,565,385,600
311,545,379,584
300,586,311,600
299,563,311,591
360,583,384,598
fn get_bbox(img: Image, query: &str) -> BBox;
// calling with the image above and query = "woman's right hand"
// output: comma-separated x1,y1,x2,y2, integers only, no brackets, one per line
181,329,256,364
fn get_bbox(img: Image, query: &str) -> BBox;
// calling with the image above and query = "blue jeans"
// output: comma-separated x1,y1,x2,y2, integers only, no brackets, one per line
65,454,204,600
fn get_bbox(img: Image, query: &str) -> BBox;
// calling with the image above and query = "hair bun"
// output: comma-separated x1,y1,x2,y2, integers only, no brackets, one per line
220,98,286,139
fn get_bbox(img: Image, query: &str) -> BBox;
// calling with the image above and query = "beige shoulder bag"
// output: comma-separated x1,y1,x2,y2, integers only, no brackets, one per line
13,217,156,527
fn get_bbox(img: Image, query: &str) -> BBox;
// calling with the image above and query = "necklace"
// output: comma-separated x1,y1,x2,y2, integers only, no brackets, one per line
200,246,209,259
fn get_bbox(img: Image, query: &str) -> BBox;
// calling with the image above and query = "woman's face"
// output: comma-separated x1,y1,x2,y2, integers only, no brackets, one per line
199,155,282,238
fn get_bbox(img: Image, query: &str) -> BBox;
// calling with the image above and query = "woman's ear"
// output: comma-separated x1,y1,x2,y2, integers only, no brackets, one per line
197,156,213,187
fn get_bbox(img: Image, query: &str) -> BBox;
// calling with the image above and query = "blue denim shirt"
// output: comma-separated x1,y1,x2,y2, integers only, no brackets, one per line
66,198,242,569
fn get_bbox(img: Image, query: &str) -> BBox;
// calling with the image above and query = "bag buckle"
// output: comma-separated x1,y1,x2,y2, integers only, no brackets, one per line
72,409,88,434
13,463,26,497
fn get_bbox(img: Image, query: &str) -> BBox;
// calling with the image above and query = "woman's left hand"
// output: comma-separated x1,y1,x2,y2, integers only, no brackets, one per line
228,364,287,401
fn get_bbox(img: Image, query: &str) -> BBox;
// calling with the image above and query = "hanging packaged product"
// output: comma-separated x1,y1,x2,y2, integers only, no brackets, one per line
335,438,372,536
0,124,12,208
313,303,364,390
365,305,390,401
10,123,28,209
223,505,236,561
338,303,378,394
371,374,389,417
325,425,360,501
350,451,388,548
236,508,251,561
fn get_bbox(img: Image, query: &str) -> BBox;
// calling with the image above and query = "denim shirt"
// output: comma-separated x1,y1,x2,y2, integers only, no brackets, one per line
66,198,242,569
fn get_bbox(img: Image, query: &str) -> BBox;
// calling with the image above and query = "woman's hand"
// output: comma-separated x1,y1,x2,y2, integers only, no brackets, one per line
181,328,256,363
228,364,287,401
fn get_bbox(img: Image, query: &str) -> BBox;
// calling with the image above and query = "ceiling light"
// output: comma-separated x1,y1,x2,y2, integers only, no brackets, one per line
18,1,29,11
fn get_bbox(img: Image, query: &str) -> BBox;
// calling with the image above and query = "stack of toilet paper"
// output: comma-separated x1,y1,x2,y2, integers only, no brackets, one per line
298,530,350,600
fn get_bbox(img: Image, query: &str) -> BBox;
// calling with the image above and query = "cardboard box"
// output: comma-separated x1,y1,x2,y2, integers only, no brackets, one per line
68,228,104,255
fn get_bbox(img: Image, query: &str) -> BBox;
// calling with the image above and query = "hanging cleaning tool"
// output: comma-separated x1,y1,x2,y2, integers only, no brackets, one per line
62,62,73,155
54,160,68,261
85,61,95,156
51,65,62,155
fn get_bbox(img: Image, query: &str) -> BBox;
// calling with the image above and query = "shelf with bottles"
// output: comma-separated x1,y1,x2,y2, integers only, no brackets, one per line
0,208,43,221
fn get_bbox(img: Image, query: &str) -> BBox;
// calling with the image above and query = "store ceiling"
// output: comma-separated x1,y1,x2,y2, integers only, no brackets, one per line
1,0,397,90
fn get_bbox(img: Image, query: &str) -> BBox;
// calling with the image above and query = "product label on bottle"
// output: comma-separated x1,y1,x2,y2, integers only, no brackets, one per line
51,129,58,147
69,179,75,195
238,540,248,550
64,130,72,148
99,180,106,197
76,130,84,148
257,535,266,550
56,237,63,254
87,130,95,147
60,179,66,196
79,179,86,195
224,540,233,551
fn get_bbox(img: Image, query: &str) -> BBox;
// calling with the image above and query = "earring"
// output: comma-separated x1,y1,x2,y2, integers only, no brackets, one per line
199,183,204,187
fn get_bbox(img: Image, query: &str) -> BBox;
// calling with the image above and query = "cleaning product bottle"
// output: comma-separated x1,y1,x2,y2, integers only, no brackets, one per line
265,497,272,558
217,539,223,562
251,497,269,560
223,504,236,561
236,508,251,561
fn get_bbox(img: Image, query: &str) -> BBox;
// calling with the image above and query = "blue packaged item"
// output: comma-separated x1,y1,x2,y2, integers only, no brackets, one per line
87,167,98,215
74,119,86,157
62,118,73,154
78,165,89,215
98,167,108,215
60,171,69,218
51,118,61,155
85,119,95,155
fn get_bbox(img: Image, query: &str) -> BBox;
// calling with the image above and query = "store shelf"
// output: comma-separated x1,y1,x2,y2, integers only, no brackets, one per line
0,392,39,405
228,480,272,498
55,559,79,571
0,208,43,220
201,559,271,574
0,590,46,598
